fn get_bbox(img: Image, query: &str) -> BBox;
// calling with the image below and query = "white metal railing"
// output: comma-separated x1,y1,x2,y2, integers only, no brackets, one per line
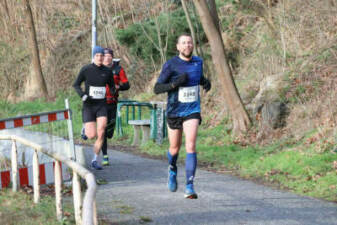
0,135,97,225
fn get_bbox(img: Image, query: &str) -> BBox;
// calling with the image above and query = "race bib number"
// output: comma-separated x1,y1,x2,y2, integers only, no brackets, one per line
178,86,198,103
89,86,106,99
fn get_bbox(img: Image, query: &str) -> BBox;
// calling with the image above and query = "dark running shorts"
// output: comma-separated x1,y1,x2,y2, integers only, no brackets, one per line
82,103,108,123
167,112,202,130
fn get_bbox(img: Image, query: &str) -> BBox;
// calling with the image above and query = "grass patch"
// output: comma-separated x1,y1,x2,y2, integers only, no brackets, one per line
139,216,152,223
141,123,337,202
0,188,75,225
116,205,134,215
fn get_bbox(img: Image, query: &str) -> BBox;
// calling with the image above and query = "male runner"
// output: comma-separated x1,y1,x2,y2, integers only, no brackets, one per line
101,48,130,165
73,46,115,170
154,34,211,199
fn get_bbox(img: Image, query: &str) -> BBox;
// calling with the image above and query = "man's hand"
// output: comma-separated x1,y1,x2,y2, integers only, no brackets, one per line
202,79,211,92
82,94,92,102
172,73,188,88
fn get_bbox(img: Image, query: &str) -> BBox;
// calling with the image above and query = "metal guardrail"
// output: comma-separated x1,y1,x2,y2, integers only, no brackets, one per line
0,135,97,225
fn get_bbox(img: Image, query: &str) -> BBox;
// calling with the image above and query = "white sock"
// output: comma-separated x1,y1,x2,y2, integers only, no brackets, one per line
92,154,98,162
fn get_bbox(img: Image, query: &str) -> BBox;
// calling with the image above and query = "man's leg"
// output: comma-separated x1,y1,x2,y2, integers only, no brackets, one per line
81,125,88,140
101,103,117,166
89,116,107,170
94,116,107,155
84,122,97,139
84,121,101,170
101,105,112,165
167,126,182,192
167,126,182,170
101,136,109,166
183,119,199,199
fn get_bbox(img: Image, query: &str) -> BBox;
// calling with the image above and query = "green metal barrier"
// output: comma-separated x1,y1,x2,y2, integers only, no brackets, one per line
116,100,138,136
116,100,166,143
116,101,153,137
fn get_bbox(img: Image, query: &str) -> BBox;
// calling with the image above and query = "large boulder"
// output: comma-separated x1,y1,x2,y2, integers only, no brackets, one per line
257,101,288,129
251,74,286,110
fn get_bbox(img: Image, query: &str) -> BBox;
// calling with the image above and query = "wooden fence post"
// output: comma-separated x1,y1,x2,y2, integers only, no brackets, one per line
33,149,40,203
73,172,82,225
55,160,63,221
11,140,18,192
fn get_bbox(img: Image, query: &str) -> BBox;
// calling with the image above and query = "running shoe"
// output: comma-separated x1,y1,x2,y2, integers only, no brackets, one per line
81,127,88,140
102,155,109,166
168,167,178,192
184,183,198,199
91,160,103,170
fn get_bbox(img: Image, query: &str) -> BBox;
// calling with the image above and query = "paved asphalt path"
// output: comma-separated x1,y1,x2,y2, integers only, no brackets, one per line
82,146,337,225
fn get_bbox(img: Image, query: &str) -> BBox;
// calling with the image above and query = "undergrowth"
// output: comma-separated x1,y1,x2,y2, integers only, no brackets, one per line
0,188,75,225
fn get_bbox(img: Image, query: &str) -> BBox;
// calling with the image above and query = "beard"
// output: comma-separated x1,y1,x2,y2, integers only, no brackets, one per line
181,51,193,59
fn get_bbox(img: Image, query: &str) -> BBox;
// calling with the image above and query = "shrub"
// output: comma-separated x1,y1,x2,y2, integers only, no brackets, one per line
115,9,204,65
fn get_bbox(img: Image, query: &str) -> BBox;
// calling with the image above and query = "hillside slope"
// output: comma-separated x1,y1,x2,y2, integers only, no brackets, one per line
0,0,336,145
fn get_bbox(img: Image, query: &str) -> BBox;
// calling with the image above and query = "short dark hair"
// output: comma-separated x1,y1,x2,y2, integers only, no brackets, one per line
176,33,192,44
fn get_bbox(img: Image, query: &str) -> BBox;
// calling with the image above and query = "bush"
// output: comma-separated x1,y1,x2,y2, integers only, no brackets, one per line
115,9,204,65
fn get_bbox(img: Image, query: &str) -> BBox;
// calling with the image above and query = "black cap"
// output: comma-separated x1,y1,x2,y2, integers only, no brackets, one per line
104,48,114,56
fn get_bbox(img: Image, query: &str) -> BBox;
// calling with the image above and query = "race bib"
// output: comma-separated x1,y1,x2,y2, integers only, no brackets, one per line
178,86,198,103
89,86,106,99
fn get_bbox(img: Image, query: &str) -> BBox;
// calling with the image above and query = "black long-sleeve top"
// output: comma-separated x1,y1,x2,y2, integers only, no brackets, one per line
73,63,115,104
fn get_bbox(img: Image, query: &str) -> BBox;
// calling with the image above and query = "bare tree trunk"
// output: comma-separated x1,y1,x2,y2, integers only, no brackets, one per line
253,0,277,38
194,0,251,135
2,0,10,19
1,0,13,40
190,3,211,76
181,0,199,55
23,0,48,99
206,0,220,32
154,16,166,64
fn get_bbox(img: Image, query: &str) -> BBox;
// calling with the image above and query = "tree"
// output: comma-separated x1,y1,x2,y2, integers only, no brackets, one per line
181,0,199,55
193,0,251,135
126,0,171,68
206,0,220,32
23,0,48,100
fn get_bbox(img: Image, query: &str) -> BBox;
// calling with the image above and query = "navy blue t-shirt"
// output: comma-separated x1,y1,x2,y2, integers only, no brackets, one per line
156,56,203,117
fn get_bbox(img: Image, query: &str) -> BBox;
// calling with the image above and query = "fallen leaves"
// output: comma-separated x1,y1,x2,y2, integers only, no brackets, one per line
64,211,72,217
264,169,289,177
332,161,337,170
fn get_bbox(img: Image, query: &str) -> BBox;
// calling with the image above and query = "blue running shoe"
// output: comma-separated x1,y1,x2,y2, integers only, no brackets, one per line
168,167,178,192
91,160,103,170
184,183,198,199
81,127,88,140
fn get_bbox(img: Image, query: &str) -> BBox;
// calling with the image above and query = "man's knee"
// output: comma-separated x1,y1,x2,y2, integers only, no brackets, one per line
97,126,106,138
185,141,196,152
86,130,97,139
169,145,181,154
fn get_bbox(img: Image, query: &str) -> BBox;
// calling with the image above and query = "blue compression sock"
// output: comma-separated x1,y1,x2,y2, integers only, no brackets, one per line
186,152,197,185
167,151,178,172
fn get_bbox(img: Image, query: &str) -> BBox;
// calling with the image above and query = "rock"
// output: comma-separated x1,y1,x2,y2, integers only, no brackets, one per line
258,101,289,129
251,74,286,113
